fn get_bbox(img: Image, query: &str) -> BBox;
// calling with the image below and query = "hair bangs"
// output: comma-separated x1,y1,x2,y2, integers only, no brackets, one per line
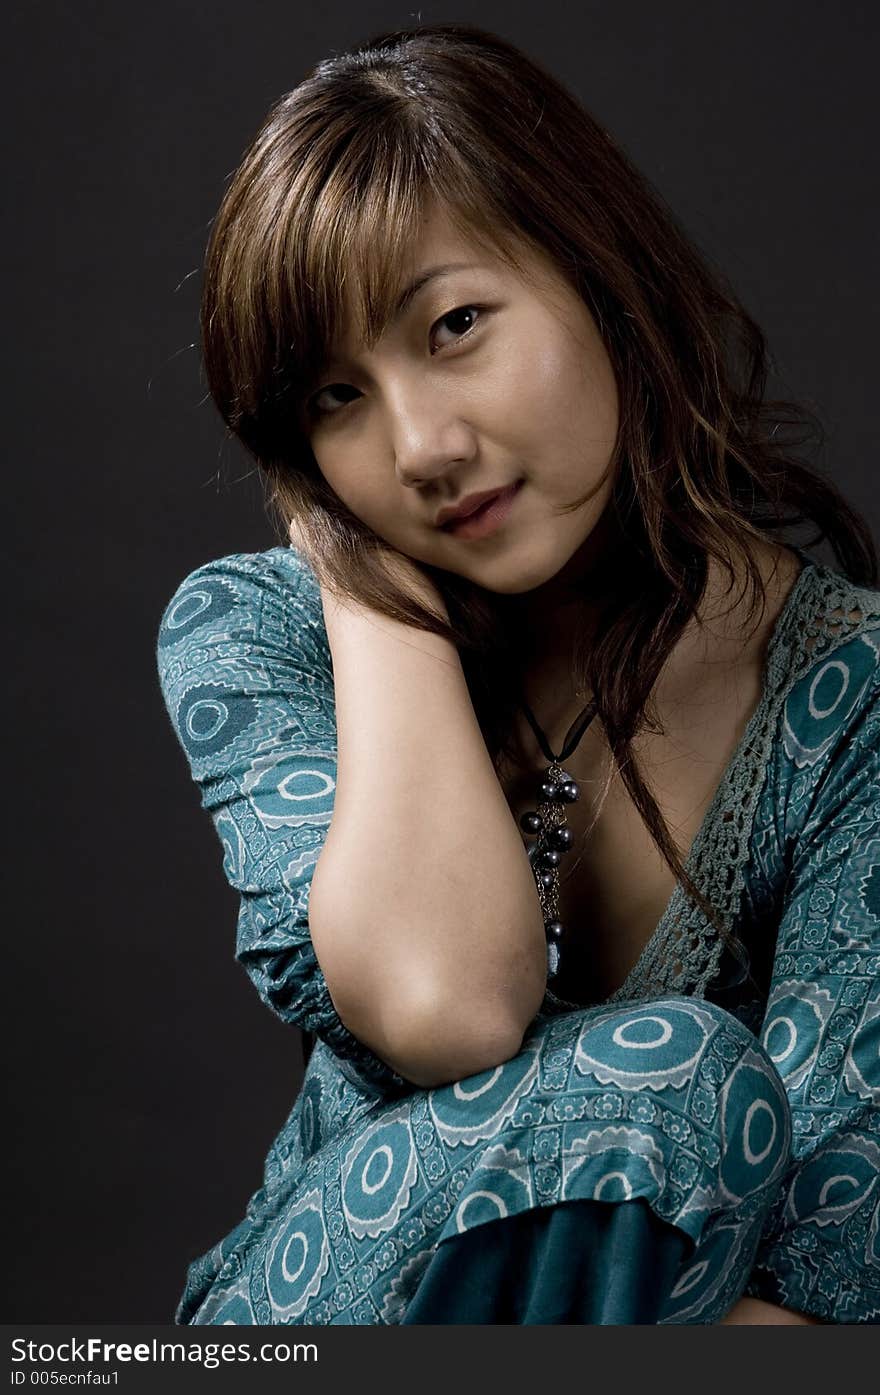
279,125,523,399
290,162,428,389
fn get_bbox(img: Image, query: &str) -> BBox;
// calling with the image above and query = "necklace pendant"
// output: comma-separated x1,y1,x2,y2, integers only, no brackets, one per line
516,690,594,984
519,760,580,979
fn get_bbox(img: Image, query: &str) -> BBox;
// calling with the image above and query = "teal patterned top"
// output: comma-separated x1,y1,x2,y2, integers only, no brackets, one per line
156,545,880,1323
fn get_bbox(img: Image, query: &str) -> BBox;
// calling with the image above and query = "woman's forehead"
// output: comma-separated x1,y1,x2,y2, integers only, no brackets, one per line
320,212,538,355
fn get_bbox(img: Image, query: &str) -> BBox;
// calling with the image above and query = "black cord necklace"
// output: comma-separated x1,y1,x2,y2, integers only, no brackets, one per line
517,693,599,980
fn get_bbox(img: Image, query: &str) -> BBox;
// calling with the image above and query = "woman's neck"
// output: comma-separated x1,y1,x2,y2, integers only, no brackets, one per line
500,506,631,674
504,535,799,713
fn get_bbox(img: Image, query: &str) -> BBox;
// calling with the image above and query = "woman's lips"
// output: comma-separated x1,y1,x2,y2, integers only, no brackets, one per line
442,480,523,540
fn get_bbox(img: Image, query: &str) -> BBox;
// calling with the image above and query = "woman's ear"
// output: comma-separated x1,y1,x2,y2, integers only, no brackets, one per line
288,514,309,556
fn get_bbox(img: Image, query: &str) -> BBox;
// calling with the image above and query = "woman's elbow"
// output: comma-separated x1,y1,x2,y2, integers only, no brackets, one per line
381,996,528,1089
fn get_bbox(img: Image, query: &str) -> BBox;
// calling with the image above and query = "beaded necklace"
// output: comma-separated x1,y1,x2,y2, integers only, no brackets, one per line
517,694,599,980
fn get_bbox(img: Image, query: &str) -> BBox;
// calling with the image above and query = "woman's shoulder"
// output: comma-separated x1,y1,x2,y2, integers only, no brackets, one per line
776,552,880,749
157,544,327,656
155,544,333,711
763,553,880,848
159,544,322,626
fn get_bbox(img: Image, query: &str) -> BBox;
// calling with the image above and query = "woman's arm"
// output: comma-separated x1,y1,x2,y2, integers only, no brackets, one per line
307,564,548,1089
735,639,880,1324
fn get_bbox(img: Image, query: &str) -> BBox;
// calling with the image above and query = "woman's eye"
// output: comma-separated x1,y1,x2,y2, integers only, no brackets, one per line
306,305,485,420
308,382,359,418
430,304,484,352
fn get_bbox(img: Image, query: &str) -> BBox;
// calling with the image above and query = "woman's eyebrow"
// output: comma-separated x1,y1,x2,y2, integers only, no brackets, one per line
314,262,486,382
393,262,482,320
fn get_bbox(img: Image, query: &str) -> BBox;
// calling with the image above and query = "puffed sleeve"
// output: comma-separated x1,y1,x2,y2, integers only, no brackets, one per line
155,546,410,1098
743,636,880,1323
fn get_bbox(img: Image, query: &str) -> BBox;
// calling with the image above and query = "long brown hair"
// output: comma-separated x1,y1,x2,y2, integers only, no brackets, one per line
199,22,876,964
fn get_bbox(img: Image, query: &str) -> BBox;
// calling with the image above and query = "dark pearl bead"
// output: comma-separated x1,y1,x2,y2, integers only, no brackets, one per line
544,918,564,940
520,810,542,835
538,870,555,890
538,848,561,869
549,825,574,851
560,781,580,803
539,780,559,803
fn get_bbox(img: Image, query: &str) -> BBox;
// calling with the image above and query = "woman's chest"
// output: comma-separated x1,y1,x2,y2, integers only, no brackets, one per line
499,660,764,1001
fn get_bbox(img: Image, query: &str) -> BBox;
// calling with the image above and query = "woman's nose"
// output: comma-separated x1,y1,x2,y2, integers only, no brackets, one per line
388,387,477,488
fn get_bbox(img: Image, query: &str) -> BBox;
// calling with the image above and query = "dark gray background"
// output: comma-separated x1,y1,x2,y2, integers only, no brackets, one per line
5,0,877,1321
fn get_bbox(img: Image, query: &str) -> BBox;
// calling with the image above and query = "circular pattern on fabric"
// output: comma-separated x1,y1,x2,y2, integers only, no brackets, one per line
592,1170,633,1201
761,984,830,1088
668,1258,710,1301
429,1045,539,1146
574,1003,712,1090
785,1137,880,1228
264,1189,330,1319
810,660,849,720
662,1220,750,1324
242,748,336,829
458,1188,509,1225
185,697,228,743
763,1015,796,1063
719,1053,790,1201
782,633,876,768
439,1140,534,1240
612,1015,673,1049
340,1109,418,1240
843,994,880,1101
561,1126,665,1207
158,576,238,650
175,681,260,762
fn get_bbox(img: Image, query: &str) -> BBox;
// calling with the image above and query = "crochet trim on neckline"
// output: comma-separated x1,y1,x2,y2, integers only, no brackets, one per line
539,550,880,1017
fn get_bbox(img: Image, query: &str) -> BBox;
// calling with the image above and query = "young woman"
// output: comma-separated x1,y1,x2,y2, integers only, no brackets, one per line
157,24,880,1324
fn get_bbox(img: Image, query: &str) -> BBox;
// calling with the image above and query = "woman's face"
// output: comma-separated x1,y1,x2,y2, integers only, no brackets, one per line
302,202,620,597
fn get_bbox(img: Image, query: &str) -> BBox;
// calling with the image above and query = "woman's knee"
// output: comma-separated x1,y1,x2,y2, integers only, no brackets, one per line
560,996,791,1188
431,994,793,1173
418,995,790,1255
